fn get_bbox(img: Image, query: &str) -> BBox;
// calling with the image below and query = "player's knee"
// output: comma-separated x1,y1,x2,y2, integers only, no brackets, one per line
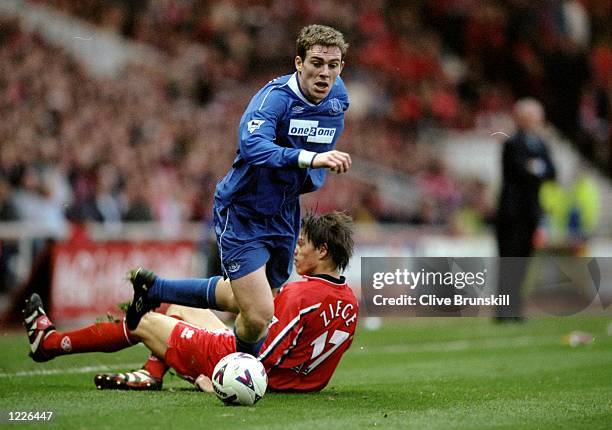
262,304,274,325
243,306,273,334
242,318,267,338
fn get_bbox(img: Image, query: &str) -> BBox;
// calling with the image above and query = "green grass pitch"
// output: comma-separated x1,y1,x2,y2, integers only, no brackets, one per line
1,316,611,429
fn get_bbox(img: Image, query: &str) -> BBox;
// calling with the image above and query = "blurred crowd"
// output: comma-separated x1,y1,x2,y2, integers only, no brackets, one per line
1,0,610,235
30,1,610,137
1,20,231,233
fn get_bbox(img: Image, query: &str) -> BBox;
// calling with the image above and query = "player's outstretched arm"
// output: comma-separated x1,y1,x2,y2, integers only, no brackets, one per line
311,150,351,174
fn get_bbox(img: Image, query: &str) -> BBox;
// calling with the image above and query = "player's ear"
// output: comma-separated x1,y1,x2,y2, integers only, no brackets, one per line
317,243,329,261
295,56,303,73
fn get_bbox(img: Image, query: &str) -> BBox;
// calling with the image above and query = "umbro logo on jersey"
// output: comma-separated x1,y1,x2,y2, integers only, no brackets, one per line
291,105,305,113
247,119,265,133
288,119,336,144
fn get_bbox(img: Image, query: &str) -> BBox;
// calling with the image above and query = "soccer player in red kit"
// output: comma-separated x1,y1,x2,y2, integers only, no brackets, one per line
23,212,358,393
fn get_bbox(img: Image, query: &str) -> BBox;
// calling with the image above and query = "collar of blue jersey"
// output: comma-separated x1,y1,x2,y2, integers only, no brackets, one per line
287,72,324,107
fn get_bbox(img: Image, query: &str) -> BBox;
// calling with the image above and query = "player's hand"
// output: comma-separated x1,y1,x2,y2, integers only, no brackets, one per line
312,150,351,174
195,374,214,393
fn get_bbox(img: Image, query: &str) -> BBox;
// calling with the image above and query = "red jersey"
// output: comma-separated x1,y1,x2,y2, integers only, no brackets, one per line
259,274,359,392
164,274,358,392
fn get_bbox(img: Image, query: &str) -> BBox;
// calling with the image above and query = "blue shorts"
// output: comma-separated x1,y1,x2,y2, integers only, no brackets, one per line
213,199,300,289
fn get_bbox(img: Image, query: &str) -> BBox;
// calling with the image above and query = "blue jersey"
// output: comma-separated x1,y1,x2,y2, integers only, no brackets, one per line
215,72,349,217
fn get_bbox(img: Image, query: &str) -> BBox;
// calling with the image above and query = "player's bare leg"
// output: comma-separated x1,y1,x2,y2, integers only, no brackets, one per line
165,304,227,331
96,305,228,391
132,304,229,357
230,266,274,353
131,312,178,358
213,279,239,314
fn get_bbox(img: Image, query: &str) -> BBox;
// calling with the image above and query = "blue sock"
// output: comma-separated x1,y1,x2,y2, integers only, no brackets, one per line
148,276,221,310
234,328,268,357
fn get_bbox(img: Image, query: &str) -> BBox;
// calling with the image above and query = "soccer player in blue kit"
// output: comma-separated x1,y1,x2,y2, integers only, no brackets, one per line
126,24,352,357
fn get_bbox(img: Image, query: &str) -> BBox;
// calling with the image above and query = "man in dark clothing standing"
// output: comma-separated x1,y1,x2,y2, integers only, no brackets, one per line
496,98,556,321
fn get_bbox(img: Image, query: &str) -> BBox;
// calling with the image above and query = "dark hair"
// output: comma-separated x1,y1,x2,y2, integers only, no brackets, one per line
296,24,349,61
301,211,354,272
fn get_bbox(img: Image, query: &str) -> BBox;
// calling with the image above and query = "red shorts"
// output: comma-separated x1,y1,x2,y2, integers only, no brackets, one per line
164,321,235,382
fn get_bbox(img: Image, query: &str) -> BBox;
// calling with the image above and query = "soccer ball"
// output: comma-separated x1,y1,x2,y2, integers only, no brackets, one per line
211,352,267,406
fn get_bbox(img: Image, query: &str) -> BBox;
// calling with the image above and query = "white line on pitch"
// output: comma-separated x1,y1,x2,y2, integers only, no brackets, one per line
354,335,561,354
0,363,143,378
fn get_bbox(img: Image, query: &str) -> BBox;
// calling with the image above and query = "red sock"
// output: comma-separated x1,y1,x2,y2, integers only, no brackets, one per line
141,313,182,379
143,355,169,380
42,320,137,357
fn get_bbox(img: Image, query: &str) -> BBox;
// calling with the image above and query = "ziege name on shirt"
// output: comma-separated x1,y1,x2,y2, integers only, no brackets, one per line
320,300,356,327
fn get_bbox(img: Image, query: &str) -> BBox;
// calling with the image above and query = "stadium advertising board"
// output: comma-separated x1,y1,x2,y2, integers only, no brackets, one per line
50,241,196,323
